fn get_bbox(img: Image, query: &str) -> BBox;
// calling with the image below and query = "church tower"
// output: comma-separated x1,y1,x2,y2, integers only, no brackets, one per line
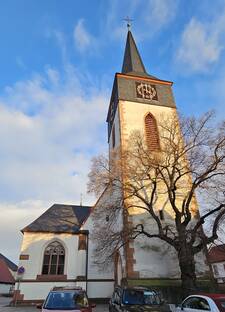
107,30,176,155
106,31,208,286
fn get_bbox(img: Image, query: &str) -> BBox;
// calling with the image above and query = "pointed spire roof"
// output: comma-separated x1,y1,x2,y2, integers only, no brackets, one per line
121,30,158,79
122,30,147,74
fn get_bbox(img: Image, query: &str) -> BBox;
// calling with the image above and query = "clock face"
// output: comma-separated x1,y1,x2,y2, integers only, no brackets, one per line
136,82,158,101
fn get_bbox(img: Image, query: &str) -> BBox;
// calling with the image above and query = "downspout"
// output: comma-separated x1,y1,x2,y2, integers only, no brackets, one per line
85,231,89,294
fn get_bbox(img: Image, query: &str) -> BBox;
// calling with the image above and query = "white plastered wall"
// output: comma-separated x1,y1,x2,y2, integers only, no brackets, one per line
18,220,115,300
17,232,80,300
82,207,115,298
0,284,12,294
19,232,79,280
118,99,209,279
108,104,127,277
83,214,114,280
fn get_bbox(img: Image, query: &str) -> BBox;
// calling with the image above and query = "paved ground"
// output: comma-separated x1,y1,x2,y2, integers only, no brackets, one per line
0,296,108,312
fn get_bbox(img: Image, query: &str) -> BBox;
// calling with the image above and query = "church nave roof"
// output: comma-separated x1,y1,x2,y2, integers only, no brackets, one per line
22,204,91,234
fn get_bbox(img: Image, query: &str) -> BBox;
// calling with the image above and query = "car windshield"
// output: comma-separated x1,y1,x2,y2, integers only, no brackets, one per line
44,291,88,310
123,289,162,305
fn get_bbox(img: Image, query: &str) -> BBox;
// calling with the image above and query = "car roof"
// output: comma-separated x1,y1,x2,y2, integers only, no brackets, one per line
50,286,84,293
116,286,158,292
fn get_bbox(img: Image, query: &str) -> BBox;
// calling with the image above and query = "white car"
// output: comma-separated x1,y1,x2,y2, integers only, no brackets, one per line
176,294,225,312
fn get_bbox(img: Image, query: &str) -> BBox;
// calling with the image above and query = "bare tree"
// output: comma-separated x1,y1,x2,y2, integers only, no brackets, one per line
88,112,225,295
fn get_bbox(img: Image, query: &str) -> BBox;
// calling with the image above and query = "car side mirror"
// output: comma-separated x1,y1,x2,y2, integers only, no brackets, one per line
36,304,42,309
91,303,96,308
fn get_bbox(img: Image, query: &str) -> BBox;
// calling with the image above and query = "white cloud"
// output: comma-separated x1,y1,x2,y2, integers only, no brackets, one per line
144,0,178,31
0,200,47,263
104,0,178,42
45,30,69,66
176,17,224,72
0,70,107,203
73,19,95,52
46,67,60,86
0,64,109,261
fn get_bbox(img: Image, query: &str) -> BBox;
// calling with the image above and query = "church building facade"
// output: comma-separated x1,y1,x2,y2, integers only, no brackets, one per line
14,30,211,304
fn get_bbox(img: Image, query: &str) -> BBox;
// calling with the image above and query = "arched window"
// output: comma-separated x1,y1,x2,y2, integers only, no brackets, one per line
145,113,160,151
42,241,65,275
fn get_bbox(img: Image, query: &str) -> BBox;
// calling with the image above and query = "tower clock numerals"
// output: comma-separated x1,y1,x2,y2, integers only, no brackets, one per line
136,82,158,101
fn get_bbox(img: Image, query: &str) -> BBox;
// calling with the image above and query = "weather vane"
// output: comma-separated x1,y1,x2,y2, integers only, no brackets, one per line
123,16,133,30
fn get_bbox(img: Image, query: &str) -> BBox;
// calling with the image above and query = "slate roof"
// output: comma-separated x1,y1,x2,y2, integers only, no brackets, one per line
0,258,15,284
121,30,160,80
22,204,92,234
208,244,225,263
0,254,17,272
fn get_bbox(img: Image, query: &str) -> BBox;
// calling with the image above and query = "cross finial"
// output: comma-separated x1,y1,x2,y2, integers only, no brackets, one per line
123,16,133,30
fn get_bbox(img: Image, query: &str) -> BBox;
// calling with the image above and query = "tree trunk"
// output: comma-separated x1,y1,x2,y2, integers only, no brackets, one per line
178,244,197,298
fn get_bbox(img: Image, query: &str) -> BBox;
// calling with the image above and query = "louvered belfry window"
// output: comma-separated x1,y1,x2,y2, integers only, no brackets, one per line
42,241,65,275
145,113,160,151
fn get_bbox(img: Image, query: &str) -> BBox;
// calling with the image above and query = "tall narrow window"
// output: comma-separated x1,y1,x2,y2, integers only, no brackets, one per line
42,241,65,275
159,210,165,221
112,125,116,148
213,264,219,276
145,113,160,151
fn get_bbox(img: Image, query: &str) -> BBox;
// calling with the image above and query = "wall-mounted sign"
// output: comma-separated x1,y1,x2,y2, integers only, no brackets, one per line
17,266,25,275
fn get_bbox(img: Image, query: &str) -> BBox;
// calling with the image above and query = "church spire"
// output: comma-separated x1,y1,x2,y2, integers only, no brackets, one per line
122,30,147,77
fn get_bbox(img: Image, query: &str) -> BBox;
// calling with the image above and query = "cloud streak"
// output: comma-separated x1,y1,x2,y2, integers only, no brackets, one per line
74,19,96,53
104,0,178,42
176,19,222,72
0,63,109,262
176,10,225,73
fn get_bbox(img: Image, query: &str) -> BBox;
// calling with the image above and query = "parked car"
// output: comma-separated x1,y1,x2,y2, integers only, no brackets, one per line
37,286,96,312
109,285,170,312
176,294,225,312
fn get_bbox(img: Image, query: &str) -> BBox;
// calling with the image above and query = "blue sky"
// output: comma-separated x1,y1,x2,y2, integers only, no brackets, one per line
0,0,225,262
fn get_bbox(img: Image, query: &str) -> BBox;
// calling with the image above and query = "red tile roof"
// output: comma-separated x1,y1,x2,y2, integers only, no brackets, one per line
0,254,17,271
208,244,225,263
0,258,15,284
